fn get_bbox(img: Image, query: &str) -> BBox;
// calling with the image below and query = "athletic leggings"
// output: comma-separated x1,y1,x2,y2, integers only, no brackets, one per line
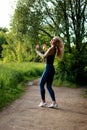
39,64,55,101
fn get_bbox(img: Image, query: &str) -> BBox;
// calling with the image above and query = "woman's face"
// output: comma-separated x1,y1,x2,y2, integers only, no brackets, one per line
50,37,57,46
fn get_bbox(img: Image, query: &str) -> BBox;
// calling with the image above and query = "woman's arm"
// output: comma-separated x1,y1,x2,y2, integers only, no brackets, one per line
35,50,44,58
35,46,54,59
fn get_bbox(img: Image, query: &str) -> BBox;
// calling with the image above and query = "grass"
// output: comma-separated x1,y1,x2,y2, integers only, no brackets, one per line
84,90,87,98
0,62,44,109
53,78,77,88
0,61,86,109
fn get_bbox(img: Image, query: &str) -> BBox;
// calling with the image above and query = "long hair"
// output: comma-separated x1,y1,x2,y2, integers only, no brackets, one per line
53,36,64,60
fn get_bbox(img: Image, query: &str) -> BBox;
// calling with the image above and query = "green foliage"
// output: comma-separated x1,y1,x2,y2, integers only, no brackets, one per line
55,47,87,86
10,0,87,50
0,62,44,109
1,32,47,62
84,90,87,98
0,27,8,33
11,0,42,44
8,0,87,85
2,40,35,62
0,31,7,57
0,0,87,90
53,78,77,88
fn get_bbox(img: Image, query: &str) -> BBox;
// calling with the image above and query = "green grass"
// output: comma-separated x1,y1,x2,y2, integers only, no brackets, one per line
53,78,77,88
1,61,86,109
0,62,44,109
84,90,87,98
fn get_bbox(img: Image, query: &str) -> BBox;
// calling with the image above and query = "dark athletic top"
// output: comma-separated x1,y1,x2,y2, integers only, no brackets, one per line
46,48,56,65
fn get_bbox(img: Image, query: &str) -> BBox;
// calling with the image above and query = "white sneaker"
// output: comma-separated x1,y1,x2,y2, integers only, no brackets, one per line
38,102,47,107
48,103,58,108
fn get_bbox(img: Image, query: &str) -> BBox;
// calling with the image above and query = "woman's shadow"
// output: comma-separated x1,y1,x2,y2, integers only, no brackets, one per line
49,107,87,116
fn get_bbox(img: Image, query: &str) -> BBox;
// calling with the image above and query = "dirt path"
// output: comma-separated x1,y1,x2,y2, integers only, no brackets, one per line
0,79,87,130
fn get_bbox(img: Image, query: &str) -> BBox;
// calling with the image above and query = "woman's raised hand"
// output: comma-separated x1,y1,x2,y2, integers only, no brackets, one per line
42,44,46,52
35,44,40,50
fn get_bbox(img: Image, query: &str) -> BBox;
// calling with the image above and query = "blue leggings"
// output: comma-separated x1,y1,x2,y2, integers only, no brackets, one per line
39,64,55,101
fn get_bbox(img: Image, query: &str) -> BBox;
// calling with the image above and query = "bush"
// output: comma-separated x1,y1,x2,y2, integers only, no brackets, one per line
55,49,87,86
0,62,44,109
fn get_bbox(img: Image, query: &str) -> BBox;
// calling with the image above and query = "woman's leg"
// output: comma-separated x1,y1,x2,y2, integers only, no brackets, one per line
39,70,47,102
46,73,58,108
46,74,56,102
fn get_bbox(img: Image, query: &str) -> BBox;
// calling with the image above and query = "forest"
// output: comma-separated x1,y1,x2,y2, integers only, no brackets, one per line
0,0,87,87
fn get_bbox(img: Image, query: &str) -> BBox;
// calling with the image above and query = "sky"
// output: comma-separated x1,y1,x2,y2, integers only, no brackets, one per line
0,0,18,28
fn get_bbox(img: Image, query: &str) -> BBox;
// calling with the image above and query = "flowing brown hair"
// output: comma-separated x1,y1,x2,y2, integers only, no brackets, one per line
53,36,64,60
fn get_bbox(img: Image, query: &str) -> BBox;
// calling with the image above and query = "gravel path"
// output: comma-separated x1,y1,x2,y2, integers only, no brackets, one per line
0,79,87,130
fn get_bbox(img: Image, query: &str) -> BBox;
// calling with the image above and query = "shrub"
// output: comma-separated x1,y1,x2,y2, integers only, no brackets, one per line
55,49,87,86
0,62,44,109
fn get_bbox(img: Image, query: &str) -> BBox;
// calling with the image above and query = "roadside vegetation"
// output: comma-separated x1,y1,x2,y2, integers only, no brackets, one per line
0,62,44,109
0,0,87,109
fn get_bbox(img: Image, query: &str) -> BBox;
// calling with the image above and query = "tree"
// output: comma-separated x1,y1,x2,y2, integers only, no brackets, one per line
4,0,87,84
0,28,8,57
0,27,8,33
10,0,87,52
39,0,87,53
69,0,87,52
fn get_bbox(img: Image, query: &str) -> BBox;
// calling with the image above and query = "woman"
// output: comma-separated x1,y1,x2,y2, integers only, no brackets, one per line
35,36,64,108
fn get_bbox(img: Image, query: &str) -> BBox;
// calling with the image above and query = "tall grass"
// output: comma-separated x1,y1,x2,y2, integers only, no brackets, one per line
0,62,44,109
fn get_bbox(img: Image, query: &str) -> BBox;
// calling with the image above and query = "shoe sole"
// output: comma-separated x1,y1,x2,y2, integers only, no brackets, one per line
48,105,58,108
38,104,47,107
